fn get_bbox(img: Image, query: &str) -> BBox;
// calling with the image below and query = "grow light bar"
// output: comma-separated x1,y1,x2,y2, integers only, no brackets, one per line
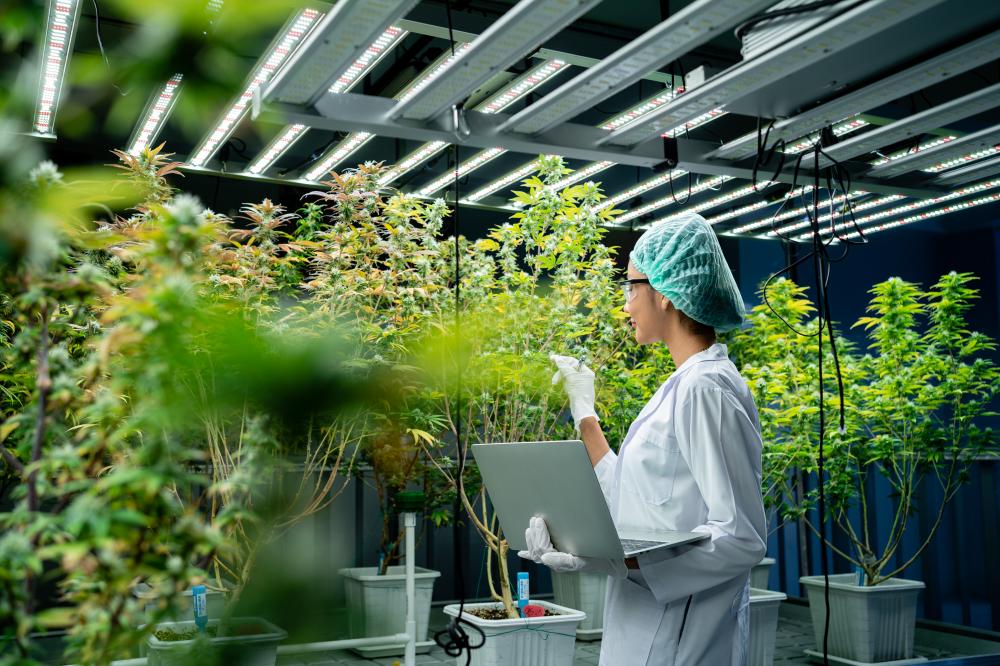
600,92,677,132
835,192,1000,240
869,124,1000,178
614,176,730,225
302,132,374,183
783,117,870,155
765,192,891,236
605,0,941,147
382,59,568,188
329,25,407,95
922,145,1000,173
594,170,688,211
463,160,549,203
247,124,308,175
869,136,957,166
792,178,1000,240
248,25,407,177
708,24,1000,162
416,148,506,197
661,108,728,138
189,8,323,167
546,161,616,192
727,188,866,234
392,0,601,121
501,0,774,135
34,0,82,136
655,181,777,225
819,82,1000,168
301,45,471,182
935,155,1000,187
127,73,183,156
264,0,419,106
378,141,449,187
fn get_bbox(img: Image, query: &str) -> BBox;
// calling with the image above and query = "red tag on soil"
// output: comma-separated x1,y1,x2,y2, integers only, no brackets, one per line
523,604,544,618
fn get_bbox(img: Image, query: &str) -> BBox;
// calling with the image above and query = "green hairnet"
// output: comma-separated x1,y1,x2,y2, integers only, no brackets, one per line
629,213,745,332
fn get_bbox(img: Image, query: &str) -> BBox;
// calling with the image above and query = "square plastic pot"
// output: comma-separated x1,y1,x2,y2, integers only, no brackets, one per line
749,588,786,666
751,556,776,590
550,570,607,640
800,574,925,663
146,617,286,666
340,566,440,655
442,600,585,666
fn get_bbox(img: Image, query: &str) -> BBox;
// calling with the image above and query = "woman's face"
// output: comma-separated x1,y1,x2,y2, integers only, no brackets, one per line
623,261,668,345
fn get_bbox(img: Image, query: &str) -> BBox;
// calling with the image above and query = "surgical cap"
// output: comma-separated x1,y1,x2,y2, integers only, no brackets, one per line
629,212,745,332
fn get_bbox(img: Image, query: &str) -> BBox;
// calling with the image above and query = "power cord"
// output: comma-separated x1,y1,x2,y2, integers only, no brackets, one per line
432,2,485,662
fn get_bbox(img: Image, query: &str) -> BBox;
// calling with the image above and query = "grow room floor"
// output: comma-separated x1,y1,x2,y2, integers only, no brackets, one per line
273,600,1000,666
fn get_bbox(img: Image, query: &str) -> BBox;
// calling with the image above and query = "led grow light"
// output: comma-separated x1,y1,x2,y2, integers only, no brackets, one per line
870,124,1000,178
608,0,946,148
922,145,1000,173
594,170,688,211
502,0,774,135
798,178,1000,240
396,43,473,105
727,188,868,234
546,161,616,192
246,124,308,175
783,117,870,155
189,8,323,167
34,0,82,136
378,141,450,186
478,59,568,114
302,132,375,182
764,192,889,236
385,59,568,188
870,136,957,165
836,192,1000,240
464,160,551,203
654,181,777,225
417,147,506,197
601,92,678,131
127,74,183,156
662,107,728,138
393,0,601,121
328,25,407,95
614,176,730,225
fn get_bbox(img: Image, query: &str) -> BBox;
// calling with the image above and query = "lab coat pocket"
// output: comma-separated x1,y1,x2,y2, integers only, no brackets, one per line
623,433,679,505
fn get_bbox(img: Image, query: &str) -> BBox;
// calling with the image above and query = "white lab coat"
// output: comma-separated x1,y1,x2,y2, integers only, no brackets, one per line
595,343,766,665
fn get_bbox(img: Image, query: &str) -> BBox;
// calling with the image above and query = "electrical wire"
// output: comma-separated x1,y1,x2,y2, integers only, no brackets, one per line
757,123,860,666
91,0,131,96
733,0,863,42
432,2,485,662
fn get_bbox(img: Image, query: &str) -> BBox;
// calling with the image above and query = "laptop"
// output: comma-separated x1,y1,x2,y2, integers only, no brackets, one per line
471,440,708,560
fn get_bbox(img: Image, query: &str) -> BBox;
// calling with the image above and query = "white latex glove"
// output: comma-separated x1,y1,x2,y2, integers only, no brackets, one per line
549,354,599,430
517,516,557,563
516,517,627,579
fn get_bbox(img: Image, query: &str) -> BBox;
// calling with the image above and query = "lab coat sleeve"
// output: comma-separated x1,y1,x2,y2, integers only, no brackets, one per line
636,386,766,606
593,449,617,508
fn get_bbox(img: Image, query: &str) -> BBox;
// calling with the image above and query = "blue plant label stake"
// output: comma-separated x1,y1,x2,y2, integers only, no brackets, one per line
192,585,208,633
517,572,529,617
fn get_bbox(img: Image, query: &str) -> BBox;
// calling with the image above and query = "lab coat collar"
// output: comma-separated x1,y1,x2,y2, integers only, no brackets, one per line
671,342,728,378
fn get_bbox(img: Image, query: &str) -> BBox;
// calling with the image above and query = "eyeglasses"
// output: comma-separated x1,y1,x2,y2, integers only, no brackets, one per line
620,278,651,302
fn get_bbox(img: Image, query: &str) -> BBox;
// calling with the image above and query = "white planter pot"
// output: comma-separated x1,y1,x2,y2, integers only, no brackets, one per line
800,574,926,664
340,565,440,657
132,583,228,626
442,600,585,666
749,588,786,666
751,556,776,590
146,617,286,666
550,570,606,640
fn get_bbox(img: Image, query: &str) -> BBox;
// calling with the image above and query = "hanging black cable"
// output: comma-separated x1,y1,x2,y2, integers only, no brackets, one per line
433,2,485,662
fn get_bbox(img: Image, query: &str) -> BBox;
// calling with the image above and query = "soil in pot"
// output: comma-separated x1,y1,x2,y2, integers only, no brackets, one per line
153,622,269,642
464,605,561,621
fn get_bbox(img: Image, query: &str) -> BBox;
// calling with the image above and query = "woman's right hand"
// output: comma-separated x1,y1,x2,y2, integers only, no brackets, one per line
550,354,599,430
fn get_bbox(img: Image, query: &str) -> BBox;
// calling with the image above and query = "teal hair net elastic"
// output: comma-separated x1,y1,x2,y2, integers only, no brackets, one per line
629,213,745,332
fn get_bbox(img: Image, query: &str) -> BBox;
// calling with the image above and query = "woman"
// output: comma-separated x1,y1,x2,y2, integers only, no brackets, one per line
519,213,766,665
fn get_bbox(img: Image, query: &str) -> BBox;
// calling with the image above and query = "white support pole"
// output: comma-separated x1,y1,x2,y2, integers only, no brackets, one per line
404,511,417,666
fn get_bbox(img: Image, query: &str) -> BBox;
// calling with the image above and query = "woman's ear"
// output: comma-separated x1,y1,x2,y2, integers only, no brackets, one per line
659,294,672,312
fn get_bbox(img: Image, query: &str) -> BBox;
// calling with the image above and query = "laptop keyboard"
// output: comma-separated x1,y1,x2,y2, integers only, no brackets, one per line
620,538,663,553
